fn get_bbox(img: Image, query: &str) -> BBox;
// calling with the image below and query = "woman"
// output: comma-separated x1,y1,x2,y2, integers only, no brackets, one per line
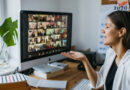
62,11,130,90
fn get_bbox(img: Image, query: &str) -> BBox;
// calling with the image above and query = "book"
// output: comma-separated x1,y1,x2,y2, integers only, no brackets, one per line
33,62,68,79
33,68,66,79
26,75,67,90
0,73,26,83
0,73,30,90
0,81,30,90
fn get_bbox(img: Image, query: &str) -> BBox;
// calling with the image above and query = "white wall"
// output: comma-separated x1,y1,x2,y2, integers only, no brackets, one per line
79,0,101,51
60,0,101,51
21,0,60,11
4,0,21,67
22,0,101,51
0,0,5,24
59,0,81,49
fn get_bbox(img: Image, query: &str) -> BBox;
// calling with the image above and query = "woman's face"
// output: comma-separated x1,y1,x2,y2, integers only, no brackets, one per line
102,17,120,46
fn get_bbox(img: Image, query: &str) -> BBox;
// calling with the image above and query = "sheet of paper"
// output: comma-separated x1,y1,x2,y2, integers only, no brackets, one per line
25,75,67,89
38,80,67,89
25,75,39,87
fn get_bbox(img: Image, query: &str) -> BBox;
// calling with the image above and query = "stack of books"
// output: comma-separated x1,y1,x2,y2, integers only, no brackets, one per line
33,62,68,79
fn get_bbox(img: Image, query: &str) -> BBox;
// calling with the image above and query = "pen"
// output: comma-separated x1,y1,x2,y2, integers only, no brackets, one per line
12,75,15,82
8,75,12,83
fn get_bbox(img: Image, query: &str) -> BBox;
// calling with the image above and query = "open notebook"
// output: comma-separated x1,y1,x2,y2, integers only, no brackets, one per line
0,73,67,89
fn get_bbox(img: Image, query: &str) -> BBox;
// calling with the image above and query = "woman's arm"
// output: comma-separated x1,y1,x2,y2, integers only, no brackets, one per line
62,51,98,87
82,56,97,87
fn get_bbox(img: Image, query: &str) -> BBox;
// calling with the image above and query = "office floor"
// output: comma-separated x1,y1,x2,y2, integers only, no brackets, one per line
30,60,103,90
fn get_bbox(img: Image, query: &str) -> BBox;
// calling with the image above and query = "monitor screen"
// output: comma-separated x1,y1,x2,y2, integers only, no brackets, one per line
20,10,72,63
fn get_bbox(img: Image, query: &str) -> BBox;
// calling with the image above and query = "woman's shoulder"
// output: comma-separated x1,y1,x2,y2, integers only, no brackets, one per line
125,61,130,80
123,49,130,64
123,49,130,75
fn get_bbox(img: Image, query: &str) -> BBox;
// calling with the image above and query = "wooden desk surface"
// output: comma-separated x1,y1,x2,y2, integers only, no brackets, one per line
30,61,103,90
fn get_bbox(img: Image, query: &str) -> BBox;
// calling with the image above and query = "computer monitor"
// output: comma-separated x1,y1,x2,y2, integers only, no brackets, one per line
20,10,72,71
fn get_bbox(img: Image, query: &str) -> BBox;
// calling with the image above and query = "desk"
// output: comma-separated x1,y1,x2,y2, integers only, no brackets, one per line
30,61,103,90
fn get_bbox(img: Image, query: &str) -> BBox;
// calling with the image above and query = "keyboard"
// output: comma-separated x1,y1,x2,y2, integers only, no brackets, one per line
71,79,93,90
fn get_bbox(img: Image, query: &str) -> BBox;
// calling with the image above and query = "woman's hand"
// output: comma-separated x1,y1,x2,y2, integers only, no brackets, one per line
61,51,86,61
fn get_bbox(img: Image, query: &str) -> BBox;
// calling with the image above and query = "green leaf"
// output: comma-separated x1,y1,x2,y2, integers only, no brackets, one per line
3,32,16,46
0,17,18,46
14,29,18,40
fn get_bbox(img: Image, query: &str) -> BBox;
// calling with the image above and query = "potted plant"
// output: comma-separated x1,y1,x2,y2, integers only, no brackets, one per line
0,17,18,67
